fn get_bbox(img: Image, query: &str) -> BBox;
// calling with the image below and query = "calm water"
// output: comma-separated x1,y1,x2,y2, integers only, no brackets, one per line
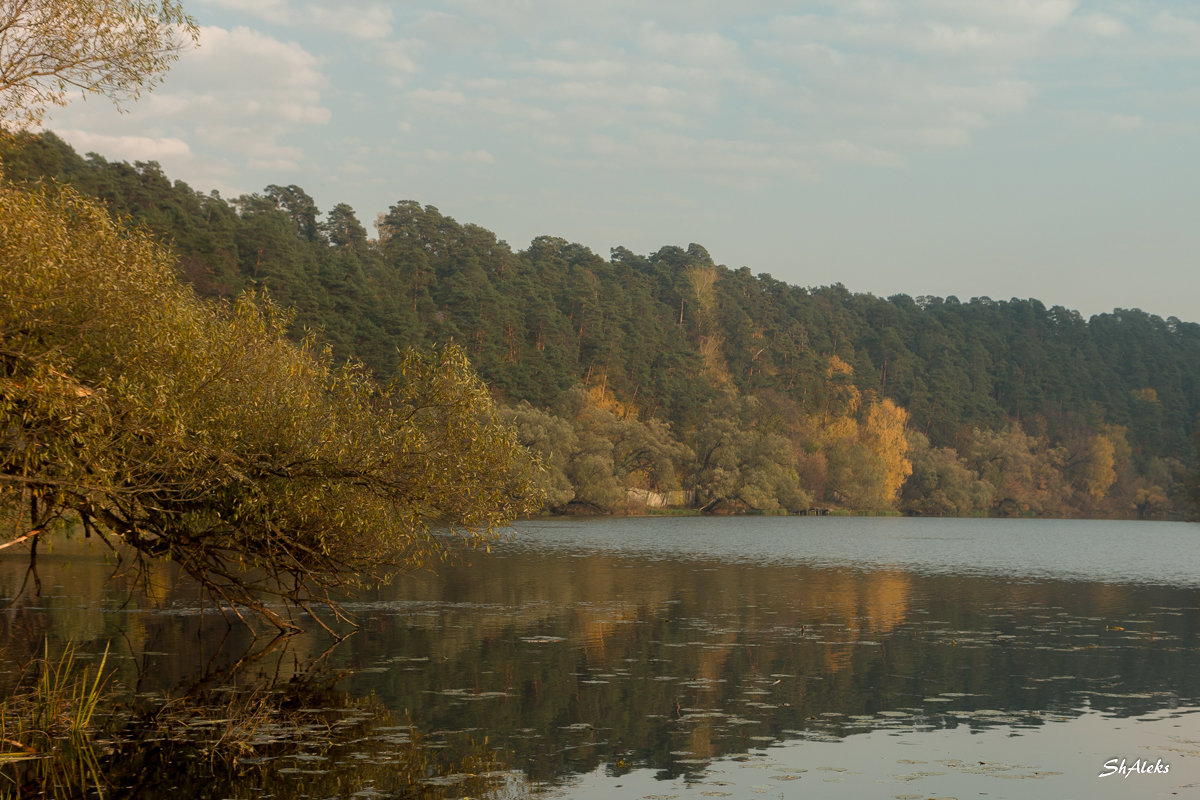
3,517,1200,798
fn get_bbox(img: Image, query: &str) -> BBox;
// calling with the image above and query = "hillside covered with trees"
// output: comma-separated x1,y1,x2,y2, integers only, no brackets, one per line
4,131,1199,520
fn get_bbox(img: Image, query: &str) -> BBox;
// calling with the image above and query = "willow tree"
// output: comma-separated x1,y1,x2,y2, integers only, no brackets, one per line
0,181,542,629
0,0,197,127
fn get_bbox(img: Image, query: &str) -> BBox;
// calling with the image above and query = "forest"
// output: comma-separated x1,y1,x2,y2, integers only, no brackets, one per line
4,131,1199,520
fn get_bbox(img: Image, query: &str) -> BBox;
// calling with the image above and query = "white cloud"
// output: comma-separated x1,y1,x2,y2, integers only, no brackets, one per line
363,1,1056,188
922,22,1034,55
201,0,393,40
187,26,326,93
200,0,292,25
740,2,1061,166
309,4,394,40
377,39,428,86
1079,12,1126,38
53,131,193,163
42,24,329,197
44,122,244,198
920,0,1077,30
166,26,331,144
766,1,1073,61
636,23,741,66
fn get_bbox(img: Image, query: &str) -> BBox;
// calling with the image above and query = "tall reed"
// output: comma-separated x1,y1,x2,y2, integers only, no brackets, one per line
0,641,111,799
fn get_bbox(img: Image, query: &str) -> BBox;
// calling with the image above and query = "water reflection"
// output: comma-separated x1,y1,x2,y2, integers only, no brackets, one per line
339,545,1200,785
3,519,1199,797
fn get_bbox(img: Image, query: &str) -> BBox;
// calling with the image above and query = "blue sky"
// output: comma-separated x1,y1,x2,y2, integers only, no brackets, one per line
43,0,1200,322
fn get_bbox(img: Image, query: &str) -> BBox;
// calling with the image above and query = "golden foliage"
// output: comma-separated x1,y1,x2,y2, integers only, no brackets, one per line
860,398,913,503
1,180,542,628
1082,432,1117,501
583,382,636,420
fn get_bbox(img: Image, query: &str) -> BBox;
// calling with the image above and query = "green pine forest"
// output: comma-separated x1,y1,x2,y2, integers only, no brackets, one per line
5,131,1199,520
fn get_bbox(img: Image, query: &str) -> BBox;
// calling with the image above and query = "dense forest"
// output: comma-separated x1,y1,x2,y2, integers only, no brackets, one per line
4,131,1199,520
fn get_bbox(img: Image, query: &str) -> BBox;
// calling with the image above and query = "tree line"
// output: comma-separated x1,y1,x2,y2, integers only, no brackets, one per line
3,131,1198,519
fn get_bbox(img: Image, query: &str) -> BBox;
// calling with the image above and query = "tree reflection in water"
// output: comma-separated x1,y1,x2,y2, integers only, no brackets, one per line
0,545,531,800
1,633,532,799
3,523,1200,797
336,543,1200,787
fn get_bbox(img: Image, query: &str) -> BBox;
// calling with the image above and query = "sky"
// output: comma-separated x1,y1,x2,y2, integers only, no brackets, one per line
42,0,1200,322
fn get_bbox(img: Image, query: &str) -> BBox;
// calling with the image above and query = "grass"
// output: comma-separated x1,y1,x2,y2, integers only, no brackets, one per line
1,644,536,799
0,641,111,799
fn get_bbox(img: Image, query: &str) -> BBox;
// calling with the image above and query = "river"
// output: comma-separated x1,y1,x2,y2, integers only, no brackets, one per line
2,516,1199,798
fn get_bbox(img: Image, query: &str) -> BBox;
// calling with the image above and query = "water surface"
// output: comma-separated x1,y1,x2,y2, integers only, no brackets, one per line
3,517,1199,798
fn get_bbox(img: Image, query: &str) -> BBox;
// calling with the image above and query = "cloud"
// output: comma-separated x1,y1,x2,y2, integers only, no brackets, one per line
365,1,1063,187
157,25,326,108
199,0,292,25
52,131,194,163
1078,12,1125,38
42,24,330,197
763,1,1076,63
200,0,393,40
920,0,1077,30
44,122,243,197
166,26,330,130
309,4,394,40
1110,113,1143,131
48,0,1189,226
636,23,742,66
739,2,1064,165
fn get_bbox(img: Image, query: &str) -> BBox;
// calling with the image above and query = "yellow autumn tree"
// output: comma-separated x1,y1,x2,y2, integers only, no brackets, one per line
805,356,912,511
859,397,913,505
1081,431,1117,502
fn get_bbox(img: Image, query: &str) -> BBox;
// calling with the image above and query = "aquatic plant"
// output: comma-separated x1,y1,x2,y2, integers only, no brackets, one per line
0,641,111,799
1,644,533,799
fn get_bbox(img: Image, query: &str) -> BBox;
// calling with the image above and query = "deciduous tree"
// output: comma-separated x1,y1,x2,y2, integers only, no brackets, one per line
1,181,541,629
0,0,198,128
